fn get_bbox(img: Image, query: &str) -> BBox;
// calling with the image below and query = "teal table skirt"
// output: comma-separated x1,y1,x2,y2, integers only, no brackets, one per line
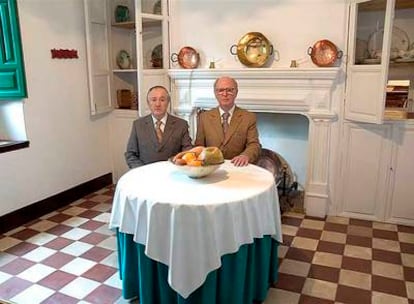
116,230,279,304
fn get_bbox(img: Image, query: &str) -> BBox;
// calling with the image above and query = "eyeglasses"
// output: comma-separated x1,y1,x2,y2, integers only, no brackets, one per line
215,88,237,95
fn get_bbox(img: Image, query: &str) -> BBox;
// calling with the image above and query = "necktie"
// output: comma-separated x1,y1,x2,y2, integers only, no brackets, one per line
222,112,230,135
155,120,163,143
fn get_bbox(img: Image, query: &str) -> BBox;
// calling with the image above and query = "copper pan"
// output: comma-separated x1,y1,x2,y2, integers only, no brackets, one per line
307,39,342,67
171,46,200,69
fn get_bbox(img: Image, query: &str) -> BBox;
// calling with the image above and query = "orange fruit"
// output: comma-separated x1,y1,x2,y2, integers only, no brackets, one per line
181,152,196,163
187,159,203,167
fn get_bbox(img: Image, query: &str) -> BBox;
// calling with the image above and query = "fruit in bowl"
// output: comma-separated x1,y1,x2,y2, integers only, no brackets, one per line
171,146,224,178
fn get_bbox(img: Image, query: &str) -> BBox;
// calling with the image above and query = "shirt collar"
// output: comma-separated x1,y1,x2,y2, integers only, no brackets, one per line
152,114,168,125
219,105,235,117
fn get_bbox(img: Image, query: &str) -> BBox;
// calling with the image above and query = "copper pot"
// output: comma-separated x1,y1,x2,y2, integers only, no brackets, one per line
171,46,200,69
307,39,343,67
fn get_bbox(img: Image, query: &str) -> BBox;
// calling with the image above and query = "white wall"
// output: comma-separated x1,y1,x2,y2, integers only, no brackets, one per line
169,0,348,69
0,0,112,216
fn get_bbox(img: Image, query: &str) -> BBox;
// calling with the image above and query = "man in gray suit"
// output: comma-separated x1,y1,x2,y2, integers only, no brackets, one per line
195,76,261,167
125,86,193,168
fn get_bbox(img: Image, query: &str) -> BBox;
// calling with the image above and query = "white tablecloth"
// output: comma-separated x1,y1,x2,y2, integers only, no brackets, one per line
109,160,282,298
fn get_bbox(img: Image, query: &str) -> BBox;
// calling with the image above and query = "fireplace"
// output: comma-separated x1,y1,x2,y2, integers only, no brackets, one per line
168,68,341,218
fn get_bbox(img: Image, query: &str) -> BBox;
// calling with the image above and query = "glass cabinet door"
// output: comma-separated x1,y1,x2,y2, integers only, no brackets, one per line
345,0,395,124
345,0,414,123
136,0,170,117
354,0,387,65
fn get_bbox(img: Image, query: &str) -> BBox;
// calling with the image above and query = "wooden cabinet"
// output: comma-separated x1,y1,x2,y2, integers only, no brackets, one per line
0,0,27,100
338,0,414,225
338,121,414,224
109,109,137,181
385,122,414,225
84,0,169,116
345,0,414,123
338,122,392,221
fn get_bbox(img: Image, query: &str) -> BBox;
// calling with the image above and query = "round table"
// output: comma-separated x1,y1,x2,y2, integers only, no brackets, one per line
110,160,282,302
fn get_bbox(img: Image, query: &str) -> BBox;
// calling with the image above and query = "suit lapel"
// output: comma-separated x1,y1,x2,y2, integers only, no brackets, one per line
159,115,175,149
210,108,225,143
145,115,159,147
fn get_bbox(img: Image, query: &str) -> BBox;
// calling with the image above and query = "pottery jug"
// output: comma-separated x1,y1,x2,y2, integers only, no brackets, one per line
115,5,129,23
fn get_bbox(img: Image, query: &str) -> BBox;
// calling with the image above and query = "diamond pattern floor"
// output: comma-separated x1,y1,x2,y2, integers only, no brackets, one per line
1,185,414,303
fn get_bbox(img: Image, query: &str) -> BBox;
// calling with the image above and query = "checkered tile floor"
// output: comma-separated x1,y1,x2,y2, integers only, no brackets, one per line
1,186,414,304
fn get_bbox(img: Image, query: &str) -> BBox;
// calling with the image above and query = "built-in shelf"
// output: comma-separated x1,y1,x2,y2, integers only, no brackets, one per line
113,69,137,73
360,0,414,11
112,21,135,29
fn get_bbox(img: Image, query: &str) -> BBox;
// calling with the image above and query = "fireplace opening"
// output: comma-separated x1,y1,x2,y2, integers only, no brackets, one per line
256,113,309,212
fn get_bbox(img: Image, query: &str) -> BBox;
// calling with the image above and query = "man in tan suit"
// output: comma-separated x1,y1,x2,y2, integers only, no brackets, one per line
195,76,261,166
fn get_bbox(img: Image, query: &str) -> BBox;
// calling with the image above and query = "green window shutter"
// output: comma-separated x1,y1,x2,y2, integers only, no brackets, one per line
0,0,27,100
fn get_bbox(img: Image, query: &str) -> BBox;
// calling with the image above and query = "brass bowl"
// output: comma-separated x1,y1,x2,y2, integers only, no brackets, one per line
230,32,273,67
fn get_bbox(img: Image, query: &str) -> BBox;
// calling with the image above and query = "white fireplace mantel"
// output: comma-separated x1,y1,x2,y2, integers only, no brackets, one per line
168,68,342,218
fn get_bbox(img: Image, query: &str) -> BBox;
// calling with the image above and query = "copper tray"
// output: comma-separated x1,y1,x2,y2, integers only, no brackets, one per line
230,32,273,67
308,39,342,67
171,46,200,69
256,148,294,187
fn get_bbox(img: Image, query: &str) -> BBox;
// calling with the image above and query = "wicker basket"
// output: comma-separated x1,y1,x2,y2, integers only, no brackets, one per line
116,90,132,109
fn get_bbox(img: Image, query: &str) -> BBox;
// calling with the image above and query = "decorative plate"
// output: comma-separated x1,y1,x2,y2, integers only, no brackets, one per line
171,46,200,69
308,39,342,67
151,44,163,68
367,26,410,55
230,32,273,67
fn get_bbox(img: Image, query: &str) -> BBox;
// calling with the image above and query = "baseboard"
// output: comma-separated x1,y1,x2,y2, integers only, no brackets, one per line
0,173,112,234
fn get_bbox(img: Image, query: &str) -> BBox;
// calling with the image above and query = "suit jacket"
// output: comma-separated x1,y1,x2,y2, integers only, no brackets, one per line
195,106,261,163
125,114,193,168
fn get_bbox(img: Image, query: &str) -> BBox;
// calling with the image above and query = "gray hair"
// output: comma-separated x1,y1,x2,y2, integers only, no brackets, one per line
146,85,171,103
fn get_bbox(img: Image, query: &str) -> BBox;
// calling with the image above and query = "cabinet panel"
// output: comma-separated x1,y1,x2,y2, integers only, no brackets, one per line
84,0,112,115
387,123,414,224
345,66,385,122
110,110,138,182
339,122,392,220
